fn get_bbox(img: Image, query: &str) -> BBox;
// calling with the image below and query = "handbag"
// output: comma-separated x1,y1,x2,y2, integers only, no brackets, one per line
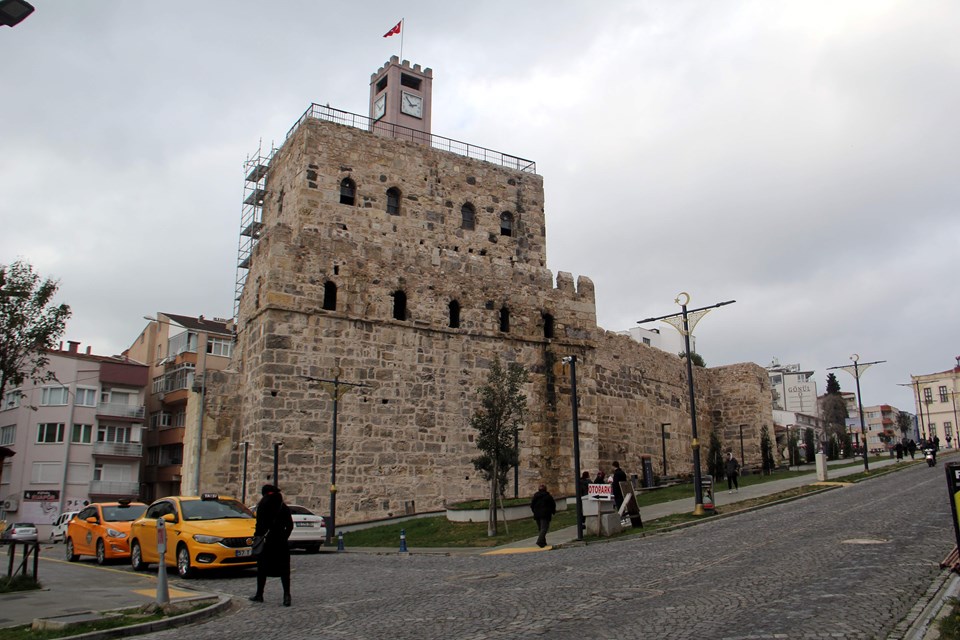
251,531,268,556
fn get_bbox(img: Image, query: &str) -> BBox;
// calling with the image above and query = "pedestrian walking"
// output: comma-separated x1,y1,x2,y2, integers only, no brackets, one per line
725,452,740,493
530,484,556,548
895,442,903,461
611,461,628,510
250,484,294,606
908,439,917,459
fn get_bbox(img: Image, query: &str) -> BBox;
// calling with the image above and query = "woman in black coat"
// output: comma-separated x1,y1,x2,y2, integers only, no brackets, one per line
250,484,294,606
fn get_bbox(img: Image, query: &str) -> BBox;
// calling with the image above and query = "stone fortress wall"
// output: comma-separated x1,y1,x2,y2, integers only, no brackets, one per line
202,115,771,523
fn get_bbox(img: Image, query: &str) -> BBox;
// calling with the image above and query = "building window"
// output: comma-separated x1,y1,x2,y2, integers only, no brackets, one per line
98,425,131,444
642,337,651,346
930,424,938,438
0,425,14,446
72,424,93,444
449,300,461,328
461,203,476,230
392,290,408,321
323,281,337,311
168,330,198,356
76,388,97,407
41,387,69,406
542,312,554,339
386,187,401,215
36,423,65,443
32,461,61,484
924,387,933,403
2,390,20,410
340,178,356,206
206,337,233,358
946,421,953,440
500,212,514,237
940,386,949,403
499,306,510,333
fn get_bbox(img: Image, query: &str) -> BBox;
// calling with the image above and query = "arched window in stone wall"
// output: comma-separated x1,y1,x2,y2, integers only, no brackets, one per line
461,203,476,230
500,212,514,237
323,281,337,311
542,312,555,339
449,300,461,328
392,290,408,321
499,306,510,333
340,177,356,206
386,187,401,215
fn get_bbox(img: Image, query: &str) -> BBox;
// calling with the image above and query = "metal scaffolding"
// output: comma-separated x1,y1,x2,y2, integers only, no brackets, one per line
234,140,275,319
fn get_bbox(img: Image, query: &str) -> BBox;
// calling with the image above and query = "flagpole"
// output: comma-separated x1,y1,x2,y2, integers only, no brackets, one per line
400,18,404,61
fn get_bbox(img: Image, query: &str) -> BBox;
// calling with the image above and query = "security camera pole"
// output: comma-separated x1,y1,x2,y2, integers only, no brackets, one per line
638,293,735,516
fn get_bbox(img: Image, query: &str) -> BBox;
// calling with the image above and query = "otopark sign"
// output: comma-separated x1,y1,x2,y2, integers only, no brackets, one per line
944,463,960,551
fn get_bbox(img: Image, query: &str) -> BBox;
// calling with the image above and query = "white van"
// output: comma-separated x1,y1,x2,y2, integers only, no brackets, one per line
50,511,79,542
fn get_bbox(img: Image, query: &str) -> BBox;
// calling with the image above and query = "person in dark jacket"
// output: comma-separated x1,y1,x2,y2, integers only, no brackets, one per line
610,461,628,510
725,452,740,493
530,484,556,548
250,484,294,606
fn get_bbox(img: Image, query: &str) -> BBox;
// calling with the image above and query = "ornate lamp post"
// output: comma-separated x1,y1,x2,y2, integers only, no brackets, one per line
561,356,584,541
639,293,735,515
828,354,885,472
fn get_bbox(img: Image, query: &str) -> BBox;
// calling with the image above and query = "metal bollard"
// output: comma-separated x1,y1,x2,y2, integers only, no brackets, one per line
337,530,344,552
399,528,408,553
156,517,170,605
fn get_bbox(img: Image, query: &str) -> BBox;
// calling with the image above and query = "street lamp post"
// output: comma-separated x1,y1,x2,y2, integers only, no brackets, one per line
513,426,523,500
898,381,927,442
829,354,885,473
304,369,369,545
272,441,283,486
739,425,745,467
638,293,735,516
240,441,249,504
561,356,584,542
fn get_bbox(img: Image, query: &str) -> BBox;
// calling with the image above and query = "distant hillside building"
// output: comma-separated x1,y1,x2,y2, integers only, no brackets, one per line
198,58,773,525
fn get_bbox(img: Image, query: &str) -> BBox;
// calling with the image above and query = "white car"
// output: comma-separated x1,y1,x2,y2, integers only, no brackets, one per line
2,522,38,542
288,505,326,553
50,510,79,542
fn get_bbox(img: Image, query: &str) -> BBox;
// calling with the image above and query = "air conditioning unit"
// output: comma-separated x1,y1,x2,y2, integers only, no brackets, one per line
2,499,18,511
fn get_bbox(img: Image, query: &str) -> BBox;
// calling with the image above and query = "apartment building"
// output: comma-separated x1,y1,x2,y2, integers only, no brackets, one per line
0,341,148,536
125,313,234,502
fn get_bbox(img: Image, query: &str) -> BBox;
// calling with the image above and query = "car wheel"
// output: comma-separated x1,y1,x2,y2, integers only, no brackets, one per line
176,544,194,579
96,539,106,565
130,540,148,571
65,538,78,562
307,544,321,554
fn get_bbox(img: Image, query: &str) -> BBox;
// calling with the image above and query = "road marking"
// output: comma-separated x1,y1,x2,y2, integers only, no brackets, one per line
481,546,551,555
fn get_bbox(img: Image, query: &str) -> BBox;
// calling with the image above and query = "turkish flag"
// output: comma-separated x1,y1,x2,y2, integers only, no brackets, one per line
383,21,401,37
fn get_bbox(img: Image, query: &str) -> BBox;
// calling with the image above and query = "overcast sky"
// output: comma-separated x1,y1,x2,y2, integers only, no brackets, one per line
2,1,957,412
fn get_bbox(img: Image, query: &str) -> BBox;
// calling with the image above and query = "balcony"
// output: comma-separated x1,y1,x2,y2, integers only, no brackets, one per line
89,480,140,497
93,442,143,458
97,402,145,420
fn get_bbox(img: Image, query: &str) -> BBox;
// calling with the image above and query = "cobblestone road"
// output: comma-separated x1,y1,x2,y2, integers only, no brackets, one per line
148,463,955,640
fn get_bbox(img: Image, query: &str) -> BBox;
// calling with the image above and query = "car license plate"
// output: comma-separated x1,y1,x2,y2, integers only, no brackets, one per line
295,522,314,527
236,548,252,557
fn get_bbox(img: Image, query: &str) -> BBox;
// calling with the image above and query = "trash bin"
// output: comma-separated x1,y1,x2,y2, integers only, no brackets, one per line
701,474,715,512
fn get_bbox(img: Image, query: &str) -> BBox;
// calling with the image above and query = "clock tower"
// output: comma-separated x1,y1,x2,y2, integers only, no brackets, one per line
369,56,433,139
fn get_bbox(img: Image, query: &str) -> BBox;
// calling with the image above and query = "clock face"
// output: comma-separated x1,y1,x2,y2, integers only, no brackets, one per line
373,94,386,120
400,91,423,118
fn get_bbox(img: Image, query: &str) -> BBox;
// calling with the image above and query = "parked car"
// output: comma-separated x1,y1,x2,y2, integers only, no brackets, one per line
50,510,79,542
288,505,326,553
129,493,256,578
65,500,148,564
2,522,39,542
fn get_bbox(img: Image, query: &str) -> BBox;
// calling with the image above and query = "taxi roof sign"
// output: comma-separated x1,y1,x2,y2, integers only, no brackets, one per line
200,493,220,500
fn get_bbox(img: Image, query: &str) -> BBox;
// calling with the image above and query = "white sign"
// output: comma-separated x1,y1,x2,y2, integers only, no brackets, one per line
587,483,612,497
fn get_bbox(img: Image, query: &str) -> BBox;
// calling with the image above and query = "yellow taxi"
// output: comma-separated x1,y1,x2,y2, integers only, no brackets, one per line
65,500,148,564
129,493,256,578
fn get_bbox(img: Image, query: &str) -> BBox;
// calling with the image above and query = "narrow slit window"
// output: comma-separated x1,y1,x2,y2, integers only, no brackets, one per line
340,178,356,206
386,187,401,215
461,203,475,230
393,290,407,321
323,281,337,311
500,212,514,237
499,306,510,333
542,313,554,339
449,300,461,328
